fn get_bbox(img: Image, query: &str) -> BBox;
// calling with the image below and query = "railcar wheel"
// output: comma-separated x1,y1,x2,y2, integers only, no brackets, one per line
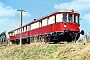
26,38,30,44
30,37,34,43
67,35,72,42
44,37,50,43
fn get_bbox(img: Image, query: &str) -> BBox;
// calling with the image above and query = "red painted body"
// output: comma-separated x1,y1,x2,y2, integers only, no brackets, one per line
15,31,29,39
8,10,80,41
10,22,79,39
10,36,15,40
28,22,79,36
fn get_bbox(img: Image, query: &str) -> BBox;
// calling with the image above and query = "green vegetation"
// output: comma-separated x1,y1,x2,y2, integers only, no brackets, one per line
0,43,90,60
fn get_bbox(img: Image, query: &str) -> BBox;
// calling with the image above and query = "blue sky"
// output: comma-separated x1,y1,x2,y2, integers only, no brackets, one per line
0,0,89,36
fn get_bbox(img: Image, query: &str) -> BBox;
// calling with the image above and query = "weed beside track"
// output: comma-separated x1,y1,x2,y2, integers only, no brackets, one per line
0,42,90,60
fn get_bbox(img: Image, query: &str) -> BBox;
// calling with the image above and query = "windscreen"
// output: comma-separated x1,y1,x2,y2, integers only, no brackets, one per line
63,14,67,22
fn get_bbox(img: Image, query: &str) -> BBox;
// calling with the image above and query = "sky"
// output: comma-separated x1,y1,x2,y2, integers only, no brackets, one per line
0,0,90,36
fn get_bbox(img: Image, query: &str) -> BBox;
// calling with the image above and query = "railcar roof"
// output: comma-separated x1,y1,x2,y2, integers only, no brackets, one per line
8,30,14,33
56,9,79,13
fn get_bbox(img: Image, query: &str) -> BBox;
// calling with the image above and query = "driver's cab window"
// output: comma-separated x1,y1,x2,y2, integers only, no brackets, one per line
74,15,76,23
74,14,79,24
68,14,72,22
63,14,67,22
78,16,79,24
76,16,79,24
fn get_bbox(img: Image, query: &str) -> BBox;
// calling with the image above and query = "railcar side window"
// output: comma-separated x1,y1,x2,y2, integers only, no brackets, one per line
22,28,23,32
17,30,18,34
24,27,26,32
12,33,14,36
42,19,48,27
18,29,20,34
56,14,63,22
68,14,72,22
47,18,49,25
48,16,55,25
31,22,39,30
15,30,17,34
19,29,20,33
26,26,27,31
74,15,76,23
76,16,79,23
30,25,31,30
63,14,67,22
74,14,79,24
27,26,29,31
78,16,79,24
40,21,42,27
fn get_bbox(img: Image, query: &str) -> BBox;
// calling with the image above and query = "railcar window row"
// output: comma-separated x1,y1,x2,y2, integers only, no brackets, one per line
13,14,66,33
30,15,57,30
63,14,79,23
14,26,30,35
12,13,80,35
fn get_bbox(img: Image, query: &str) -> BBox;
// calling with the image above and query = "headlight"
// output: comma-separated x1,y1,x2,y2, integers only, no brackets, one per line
64,25,67,28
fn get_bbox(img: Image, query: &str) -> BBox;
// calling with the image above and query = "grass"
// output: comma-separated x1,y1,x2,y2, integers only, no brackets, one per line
0,42,90,60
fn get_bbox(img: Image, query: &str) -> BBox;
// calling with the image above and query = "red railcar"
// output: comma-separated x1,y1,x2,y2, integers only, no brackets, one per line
8,9,84,44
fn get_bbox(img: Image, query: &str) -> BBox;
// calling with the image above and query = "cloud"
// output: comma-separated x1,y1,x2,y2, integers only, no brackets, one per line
82,12,90,21
0,2,31,17
0,18,20,32
0,2,31,33
0,3,17,17
23,12,31,17
54,0,90,12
